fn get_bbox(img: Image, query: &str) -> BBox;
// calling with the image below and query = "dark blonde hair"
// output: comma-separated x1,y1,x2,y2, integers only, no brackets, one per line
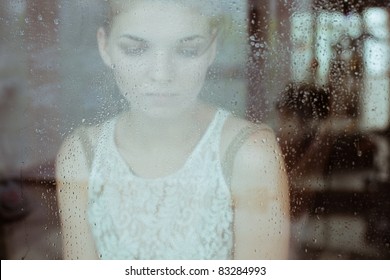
101,0,230,37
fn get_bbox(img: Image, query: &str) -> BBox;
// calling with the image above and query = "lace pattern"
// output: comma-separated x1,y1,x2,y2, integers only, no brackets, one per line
87,110,233,259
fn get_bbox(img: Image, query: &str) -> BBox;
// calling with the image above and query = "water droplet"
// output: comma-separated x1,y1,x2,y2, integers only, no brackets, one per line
54,18,60,25
38,14,43,21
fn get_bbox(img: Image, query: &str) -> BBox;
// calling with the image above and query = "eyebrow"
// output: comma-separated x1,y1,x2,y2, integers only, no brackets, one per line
119,34,207,44
119,34,147,43
179,35,207,43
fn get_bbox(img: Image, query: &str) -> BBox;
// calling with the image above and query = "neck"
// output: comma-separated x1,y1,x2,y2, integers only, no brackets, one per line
117,101,213,150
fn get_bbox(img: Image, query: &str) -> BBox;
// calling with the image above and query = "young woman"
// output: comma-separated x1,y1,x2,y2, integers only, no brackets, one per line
56,0,290,259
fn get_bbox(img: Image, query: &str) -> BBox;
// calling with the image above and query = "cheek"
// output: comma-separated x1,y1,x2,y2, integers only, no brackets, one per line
179,59,210,84
113,62,144,88
111,51,211,91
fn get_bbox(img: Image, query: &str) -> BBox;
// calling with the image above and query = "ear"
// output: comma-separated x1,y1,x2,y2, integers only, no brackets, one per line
207,30,218,67
207,40,217,67
97,27,113,67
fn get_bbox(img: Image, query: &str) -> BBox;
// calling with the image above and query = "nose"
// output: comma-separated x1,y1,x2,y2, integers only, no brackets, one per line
149,51,175,83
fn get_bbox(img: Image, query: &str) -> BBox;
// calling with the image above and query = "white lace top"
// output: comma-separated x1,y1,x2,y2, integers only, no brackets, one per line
87,109,233,259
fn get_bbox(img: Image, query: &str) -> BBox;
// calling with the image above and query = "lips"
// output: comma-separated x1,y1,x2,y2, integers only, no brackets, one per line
145,93,177,97
143,92,181,107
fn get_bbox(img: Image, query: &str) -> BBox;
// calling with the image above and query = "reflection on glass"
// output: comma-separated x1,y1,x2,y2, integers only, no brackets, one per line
361,8,390,131
364,7,389,40
0,0,389,261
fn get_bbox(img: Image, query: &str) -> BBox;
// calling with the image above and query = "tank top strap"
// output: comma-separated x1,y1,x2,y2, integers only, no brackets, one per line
205,109,230,142
93,117,117,157
89,117,118,198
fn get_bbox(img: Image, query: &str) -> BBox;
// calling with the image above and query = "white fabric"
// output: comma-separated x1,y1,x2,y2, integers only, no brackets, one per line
87,109,233,259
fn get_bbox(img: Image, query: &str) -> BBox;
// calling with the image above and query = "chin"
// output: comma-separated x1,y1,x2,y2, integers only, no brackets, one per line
135,105,193,120
132,98,199,120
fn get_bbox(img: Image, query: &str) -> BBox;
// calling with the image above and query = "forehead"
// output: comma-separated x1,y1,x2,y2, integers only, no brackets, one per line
109,1,211,39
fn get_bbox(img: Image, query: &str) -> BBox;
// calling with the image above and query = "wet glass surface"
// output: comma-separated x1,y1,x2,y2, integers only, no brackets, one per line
0,0,389,260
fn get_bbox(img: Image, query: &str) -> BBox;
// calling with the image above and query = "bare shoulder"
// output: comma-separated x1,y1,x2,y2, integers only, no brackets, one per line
56,124,103,183
223,116,290,259
222,114,285,195
55,124,102,259
221,114,276,157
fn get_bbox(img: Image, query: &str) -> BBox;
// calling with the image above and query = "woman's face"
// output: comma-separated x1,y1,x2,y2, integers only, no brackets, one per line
97,0,218,119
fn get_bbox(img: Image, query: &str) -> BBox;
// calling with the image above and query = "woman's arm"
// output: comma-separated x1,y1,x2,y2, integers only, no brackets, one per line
56,131,99,259
230,126,290,259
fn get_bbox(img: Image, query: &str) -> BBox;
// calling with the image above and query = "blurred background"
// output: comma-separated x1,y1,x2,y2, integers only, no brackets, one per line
0,0,389,259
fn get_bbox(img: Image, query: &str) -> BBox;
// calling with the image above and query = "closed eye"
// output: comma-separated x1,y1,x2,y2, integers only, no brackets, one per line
176,33,217,58
176,47,203,58
119,35,149,56
120,44,148,56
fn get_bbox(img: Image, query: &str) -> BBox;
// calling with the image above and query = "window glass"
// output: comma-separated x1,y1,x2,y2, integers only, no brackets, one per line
1,0,389,260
